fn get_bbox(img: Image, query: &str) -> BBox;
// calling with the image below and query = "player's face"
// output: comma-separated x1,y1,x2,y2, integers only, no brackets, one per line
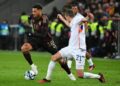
72,6,78,14
32,8,42,18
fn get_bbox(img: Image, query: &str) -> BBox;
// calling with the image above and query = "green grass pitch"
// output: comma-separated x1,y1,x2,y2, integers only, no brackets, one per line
0,50,120,86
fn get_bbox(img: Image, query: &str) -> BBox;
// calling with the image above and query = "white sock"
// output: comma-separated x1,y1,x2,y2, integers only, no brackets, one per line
67,60,72,69
31,64,36,68
83,72,100,79
68,73,76,81
45,60,56,80
87,58,94,66
30,64,38,75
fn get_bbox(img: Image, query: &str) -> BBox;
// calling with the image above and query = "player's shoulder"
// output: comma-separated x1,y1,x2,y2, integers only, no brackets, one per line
42,14,49,23
77,13,84,19
71,13,84,25
42,14,48,20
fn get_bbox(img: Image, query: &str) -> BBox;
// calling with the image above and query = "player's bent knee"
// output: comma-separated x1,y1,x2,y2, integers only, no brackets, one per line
51,52,61,61
78,74,83,78
77,70,84,78
86,52,91,59
21,46,28,52
21,43,32,52
51,55,57,61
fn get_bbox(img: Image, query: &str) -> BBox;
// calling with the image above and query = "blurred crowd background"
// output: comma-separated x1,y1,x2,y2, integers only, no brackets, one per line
0,0,120,58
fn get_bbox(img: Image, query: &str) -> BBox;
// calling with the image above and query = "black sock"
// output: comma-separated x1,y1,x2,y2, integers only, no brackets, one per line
59,62,71,74
23,52,33,65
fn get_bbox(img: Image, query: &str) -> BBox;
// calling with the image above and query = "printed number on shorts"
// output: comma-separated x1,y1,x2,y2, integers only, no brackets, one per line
76,55,84,62
49,40,57,49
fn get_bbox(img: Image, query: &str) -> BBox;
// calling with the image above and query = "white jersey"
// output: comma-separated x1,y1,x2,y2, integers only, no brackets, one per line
59,13,87,69
68,13,86,50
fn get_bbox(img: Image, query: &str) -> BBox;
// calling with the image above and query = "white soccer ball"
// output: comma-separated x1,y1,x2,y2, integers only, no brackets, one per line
24,70,35,80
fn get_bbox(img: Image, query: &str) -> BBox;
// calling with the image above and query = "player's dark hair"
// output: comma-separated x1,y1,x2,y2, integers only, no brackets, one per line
32,4,42,10
64,9,74,17
71,2,79,8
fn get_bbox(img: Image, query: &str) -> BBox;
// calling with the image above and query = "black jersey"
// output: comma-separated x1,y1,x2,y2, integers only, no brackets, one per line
29,14,51,41
26,15,57,54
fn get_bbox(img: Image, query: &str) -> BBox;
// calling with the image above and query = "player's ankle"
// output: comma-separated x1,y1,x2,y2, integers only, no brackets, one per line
68,73,76,81
31,64,36,68
31,64,38,75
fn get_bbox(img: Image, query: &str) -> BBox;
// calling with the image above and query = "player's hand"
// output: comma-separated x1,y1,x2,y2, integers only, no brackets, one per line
87,13,94,21
57,14,64,21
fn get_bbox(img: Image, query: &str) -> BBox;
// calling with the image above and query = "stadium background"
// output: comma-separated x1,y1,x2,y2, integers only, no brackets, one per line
0,0,120,58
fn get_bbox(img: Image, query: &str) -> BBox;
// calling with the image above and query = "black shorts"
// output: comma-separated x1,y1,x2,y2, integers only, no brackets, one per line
27,36,58,55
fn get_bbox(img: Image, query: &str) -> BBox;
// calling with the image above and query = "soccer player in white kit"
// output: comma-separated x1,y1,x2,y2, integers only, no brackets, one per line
67,3,95,71
39,9,105,83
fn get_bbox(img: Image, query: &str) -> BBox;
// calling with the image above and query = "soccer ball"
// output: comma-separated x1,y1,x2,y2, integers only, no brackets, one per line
24,70,35,80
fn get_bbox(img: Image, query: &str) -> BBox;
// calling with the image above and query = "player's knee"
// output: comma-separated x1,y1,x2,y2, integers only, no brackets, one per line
86,52,91,59
51,52,61,61
21,46,28,52
77,71,84,78
21,43,32,52
78,74,83,78
86,56,90,59
51,55,57,61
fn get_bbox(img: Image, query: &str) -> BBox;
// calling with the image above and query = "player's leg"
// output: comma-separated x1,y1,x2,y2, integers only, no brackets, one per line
58,59,71,74
39,51,62,83
77,69,105,83
58,59,76,81
67,51,95,70
43,39,73,78
86,51,95,71
75,50,105,83
21,43,33,65
39,47,76,83
21,43,38,75
67,58,73,69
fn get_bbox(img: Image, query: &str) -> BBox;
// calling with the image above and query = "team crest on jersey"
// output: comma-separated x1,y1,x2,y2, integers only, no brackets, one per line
79,23,83,32
79,25,83,32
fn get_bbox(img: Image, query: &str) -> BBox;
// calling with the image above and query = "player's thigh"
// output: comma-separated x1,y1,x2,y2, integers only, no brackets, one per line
21,43,32,52
72,50,86,70
51,51,62,61
76,69,84,78
59,47,72,60
43,39,58,55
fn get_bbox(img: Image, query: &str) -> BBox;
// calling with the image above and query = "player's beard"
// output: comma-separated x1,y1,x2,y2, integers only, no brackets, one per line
33,15,42,22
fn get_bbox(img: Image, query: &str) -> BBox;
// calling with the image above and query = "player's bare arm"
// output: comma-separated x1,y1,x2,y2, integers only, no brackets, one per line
57,14,70,27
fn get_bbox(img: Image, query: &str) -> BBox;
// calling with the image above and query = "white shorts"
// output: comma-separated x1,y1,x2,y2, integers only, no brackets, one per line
59,46,86,69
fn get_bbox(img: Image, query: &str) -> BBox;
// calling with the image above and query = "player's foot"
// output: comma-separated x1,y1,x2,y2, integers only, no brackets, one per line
31,64,38,75
38,78,51,84
68,73,76,81
98,73,105,83
89,65,95,71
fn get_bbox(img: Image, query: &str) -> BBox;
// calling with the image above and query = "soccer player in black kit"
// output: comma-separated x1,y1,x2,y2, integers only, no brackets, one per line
21,4,76,81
